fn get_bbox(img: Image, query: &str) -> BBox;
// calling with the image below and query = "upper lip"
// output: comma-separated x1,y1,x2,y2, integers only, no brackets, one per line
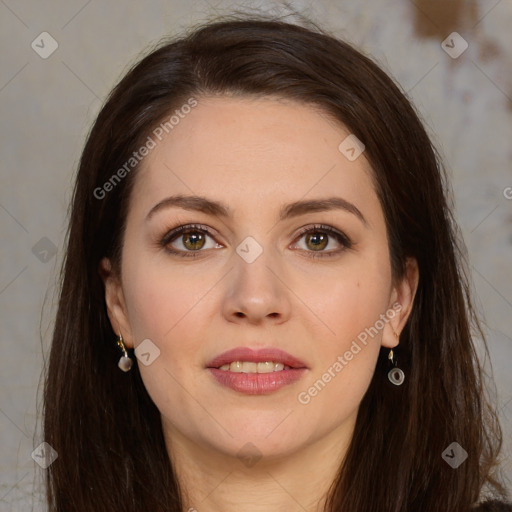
206,347,308,369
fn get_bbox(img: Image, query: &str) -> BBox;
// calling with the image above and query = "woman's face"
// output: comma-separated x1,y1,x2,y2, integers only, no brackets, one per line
102,96,417,464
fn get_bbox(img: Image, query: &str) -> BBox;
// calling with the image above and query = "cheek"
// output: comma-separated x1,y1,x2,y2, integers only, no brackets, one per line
120,255,218,403
295,250,391,406
295,249,392,345
298,345,379,433
122,252,214,344
120,267,207,418
296,287,386,426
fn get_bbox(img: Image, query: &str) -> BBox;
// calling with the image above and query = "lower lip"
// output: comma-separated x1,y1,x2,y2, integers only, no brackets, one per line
207,368,307,394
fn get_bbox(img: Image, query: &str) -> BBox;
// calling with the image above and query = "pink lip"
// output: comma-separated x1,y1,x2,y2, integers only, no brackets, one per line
206,347,308,395
208,368,307,394
206,347,308,369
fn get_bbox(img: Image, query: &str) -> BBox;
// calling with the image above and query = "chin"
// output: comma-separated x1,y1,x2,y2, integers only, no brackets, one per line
208,434,304,466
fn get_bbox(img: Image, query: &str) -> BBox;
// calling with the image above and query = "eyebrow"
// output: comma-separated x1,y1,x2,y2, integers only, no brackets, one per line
146,194,368,226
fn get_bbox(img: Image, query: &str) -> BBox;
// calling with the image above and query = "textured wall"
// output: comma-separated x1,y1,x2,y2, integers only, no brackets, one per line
0,0,510,509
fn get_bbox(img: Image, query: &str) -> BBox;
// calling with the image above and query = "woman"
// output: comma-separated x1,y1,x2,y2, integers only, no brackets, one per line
43,15,511,511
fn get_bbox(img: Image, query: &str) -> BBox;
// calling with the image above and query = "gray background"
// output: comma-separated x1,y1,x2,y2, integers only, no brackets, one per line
1,0,511,509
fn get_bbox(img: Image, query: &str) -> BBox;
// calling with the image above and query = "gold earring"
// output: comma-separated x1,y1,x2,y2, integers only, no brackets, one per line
116,333,133,372
388,330,404,386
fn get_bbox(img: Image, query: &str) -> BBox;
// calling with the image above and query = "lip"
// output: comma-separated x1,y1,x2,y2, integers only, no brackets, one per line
206,347,308,395
206,347,308,370
208,368,307,395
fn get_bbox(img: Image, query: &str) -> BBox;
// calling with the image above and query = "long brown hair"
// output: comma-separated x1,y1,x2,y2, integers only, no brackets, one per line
43,14,509,511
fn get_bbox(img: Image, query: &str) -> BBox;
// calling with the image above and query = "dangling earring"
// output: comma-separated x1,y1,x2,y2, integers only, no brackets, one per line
387,330,405,386
116,333,133,372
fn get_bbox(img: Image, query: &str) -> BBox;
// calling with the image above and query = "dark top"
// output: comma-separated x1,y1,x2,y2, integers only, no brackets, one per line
473,500,512,511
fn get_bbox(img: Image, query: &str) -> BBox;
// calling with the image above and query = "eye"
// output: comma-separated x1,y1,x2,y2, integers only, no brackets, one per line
159,223,352,259
291,224,352,258
159,224,222,258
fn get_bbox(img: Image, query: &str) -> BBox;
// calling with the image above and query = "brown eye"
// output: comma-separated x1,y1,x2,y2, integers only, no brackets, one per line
181,231,206,251
292,224,352,258
304,232,328,251
159,224,222,258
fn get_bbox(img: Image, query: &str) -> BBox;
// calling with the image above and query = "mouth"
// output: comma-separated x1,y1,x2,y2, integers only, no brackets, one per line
216,361,294,372
205,346,308,395
206,346,308,372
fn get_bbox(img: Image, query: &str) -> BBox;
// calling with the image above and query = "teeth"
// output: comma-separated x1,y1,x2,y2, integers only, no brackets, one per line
257,361,275,373
217,361,291,372
230,361,243,372
241,361,257,373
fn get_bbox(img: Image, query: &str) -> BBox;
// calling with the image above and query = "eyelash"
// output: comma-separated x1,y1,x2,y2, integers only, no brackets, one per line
159,223,353,259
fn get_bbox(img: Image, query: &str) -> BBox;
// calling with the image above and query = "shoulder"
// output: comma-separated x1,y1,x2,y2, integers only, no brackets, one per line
472,499,512,511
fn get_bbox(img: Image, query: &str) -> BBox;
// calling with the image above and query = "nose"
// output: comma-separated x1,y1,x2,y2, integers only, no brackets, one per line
221,246,292,325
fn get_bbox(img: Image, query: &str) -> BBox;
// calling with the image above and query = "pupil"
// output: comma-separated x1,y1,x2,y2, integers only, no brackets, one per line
307,232,327,251
184,232,204,250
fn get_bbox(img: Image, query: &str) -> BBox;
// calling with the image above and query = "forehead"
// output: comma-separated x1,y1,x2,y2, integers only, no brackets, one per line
130,96,379,221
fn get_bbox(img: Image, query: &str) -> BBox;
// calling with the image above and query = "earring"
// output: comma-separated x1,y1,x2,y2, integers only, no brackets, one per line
387,331,405,386
116,333,133,372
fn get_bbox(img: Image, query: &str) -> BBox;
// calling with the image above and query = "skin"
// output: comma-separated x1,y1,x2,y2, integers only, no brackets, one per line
100,96,419,512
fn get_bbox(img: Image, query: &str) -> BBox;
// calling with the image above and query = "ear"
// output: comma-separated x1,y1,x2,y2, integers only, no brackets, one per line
98,257,135,349
381,257,419,349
